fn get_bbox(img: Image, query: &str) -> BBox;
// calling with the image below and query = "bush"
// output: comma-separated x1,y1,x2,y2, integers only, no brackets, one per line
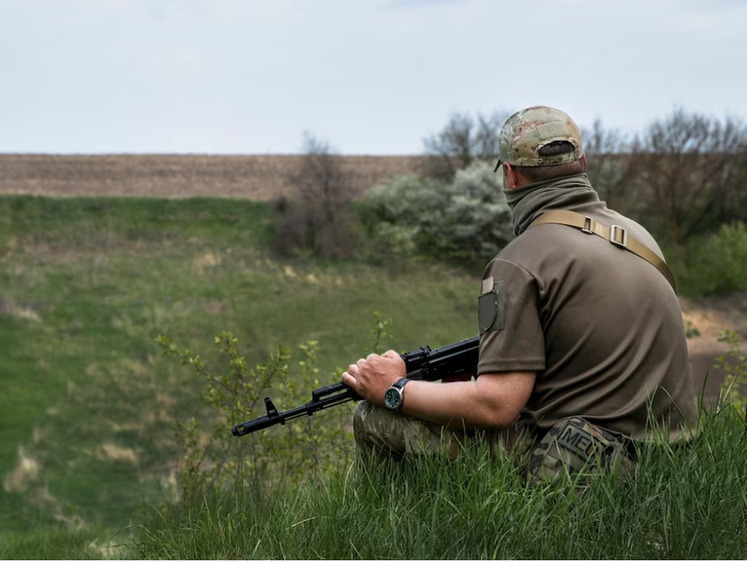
359,173,441,261
678,221,747,295
272,196,359,259
360,161,513,267
156,331,353,506
154,312,394,507
274,132,359,258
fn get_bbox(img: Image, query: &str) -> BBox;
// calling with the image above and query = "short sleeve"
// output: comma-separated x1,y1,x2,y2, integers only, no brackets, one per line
477,258,546,375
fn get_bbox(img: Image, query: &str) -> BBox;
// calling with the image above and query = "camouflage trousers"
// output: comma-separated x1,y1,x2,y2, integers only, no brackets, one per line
353,401,636,485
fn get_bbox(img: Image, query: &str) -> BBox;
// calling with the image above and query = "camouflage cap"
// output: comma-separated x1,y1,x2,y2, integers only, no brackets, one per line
496,106,584,169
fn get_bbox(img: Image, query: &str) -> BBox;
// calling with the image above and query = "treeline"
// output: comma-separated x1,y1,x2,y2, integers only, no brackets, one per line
584,108,746,245
273,109,747,295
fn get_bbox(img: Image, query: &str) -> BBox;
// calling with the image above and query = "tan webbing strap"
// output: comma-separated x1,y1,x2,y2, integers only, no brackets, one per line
529,209,677,292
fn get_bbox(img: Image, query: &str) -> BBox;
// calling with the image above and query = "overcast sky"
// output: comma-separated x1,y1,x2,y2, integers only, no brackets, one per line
1,0,746,155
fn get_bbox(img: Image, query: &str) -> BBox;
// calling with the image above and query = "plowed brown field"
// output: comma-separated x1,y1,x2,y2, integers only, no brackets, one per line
0,154,427,200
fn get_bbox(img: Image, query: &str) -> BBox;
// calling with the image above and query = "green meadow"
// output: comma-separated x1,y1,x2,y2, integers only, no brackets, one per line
2,195,746,559
0,195,477,557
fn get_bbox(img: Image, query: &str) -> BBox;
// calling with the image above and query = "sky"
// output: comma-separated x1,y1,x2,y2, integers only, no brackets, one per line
1,0,746,155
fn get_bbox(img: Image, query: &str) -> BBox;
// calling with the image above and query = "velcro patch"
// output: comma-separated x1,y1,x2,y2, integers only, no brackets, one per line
478,277,506,334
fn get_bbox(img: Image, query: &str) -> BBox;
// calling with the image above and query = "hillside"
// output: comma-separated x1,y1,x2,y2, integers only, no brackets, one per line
0,154,744,397
0,154,427,200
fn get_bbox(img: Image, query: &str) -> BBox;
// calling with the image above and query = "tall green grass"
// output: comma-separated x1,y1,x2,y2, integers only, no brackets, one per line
131,404,747,559
0,195,477,557
2,195,743,559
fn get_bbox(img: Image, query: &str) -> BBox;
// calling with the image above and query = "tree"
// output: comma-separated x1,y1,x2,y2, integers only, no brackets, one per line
422,111,509,180
581,119,636,216
629,108,747,245
274,132,358,258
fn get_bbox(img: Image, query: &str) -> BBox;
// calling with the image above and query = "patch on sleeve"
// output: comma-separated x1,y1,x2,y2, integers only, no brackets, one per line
478,277,506,334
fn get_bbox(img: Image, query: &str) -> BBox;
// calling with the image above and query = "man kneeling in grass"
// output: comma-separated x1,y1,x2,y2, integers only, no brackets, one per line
341,106,698,484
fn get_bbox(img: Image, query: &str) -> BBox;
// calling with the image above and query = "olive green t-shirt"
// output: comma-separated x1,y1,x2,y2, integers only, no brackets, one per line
478,186,698,442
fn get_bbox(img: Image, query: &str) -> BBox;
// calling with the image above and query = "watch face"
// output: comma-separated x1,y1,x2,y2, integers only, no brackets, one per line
384,387,402,410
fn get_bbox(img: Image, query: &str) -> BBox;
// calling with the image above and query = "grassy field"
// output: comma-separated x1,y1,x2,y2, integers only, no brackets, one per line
2,194,745,559
0,195,478,558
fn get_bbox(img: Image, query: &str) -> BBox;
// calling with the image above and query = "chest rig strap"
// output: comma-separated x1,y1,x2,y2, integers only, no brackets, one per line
529,209,677,293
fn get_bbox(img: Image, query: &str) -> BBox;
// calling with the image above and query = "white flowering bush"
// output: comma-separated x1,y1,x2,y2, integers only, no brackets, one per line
360,161,513,266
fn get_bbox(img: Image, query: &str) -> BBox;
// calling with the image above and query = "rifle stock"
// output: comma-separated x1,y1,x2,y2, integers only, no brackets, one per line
231,336,479,437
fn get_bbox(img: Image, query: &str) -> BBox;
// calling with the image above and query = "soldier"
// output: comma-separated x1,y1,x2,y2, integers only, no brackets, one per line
341,106,699,483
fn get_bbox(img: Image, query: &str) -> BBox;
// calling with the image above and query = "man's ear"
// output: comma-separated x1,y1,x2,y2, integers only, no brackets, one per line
503,162,520,189
581,154,587,172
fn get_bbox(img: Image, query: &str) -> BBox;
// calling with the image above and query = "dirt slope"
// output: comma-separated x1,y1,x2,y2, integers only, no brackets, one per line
682,293,747,402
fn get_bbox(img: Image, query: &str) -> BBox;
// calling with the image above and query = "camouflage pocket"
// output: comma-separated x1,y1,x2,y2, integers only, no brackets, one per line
525,417,635,485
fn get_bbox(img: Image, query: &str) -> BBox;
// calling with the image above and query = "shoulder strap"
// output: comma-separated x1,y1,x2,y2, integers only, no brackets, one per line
529,209,677,293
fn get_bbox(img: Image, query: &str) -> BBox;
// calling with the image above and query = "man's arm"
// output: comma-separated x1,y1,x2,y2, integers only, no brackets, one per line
341,350,535,430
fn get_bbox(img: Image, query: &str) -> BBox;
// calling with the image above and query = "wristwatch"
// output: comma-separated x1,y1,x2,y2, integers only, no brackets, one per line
384,378,410,411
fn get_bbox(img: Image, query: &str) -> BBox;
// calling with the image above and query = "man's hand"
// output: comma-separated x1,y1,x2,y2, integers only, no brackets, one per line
341,350,406,407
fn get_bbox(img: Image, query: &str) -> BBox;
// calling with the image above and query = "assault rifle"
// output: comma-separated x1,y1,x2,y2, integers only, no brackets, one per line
231,335,479,437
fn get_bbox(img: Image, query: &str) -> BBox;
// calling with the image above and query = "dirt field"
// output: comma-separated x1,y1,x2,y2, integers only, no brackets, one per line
2,153,744,402
681,293,747,402
0,154,427,200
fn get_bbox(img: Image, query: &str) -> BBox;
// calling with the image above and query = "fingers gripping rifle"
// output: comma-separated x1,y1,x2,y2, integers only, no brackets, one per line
231,336,479,437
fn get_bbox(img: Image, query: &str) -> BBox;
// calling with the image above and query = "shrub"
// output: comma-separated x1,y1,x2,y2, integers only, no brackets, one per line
274,132,359,258
155,311,394,507
359,173,442,261
272,196,359,259
678,221,747,295
156,331,353,505
361,161,513,267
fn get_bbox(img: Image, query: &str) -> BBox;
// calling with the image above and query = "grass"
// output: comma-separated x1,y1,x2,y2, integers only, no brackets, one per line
131,404,747,559
0,195,477,557
2,194,745,559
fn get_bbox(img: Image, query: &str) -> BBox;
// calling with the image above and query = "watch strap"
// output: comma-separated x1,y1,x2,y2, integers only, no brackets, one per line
392,378,410,391
387,378,410,411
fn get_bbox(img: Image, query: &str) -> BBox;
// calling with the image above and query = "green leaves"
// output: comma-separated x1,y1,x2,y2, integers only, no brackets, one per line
674,221,747,296
159,331,353,506
360,162,513,267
